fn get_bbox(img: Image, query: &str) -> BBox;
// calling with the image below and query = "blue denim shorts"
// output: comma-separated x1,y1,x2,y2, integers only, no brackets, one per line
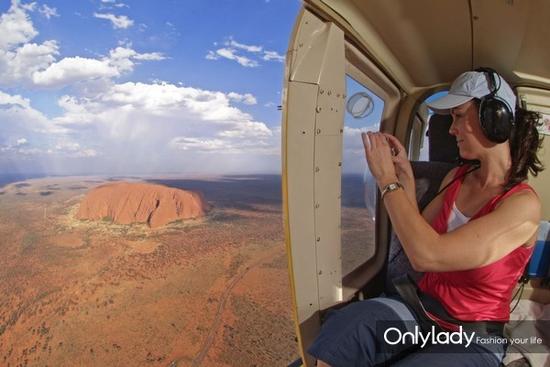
308,296,505,367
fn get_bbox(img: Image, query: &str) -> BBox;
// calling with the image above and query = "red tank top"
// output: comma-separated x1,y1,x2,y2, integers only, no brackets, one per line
418,164,535,322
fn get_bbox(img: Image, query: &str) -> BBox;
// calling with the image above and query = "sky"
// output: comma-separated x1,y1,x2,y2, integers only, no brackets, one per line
0,0,302,175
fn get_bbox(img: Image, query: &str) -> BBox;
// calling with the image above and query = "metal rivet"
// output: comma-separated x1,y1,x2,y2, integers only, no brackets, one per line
316,128,321,134
338,162,342,167
315,203,320,208
301,131,306,134
316,106,322,113
315,167,320,172
316,237,321,242
318,270,323,275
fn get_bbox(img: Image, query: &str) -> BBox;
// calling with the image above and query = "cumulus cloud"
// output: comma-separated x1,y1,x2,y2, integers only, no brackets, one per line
93,12,134,29
0,81,275,173
32,56,120,86
1,81,279,174
0,40,59,85
0,3,279,175
0,2,163,88
29,46,165,87
206,37,285,67
0,90,66,143
0,0,38,49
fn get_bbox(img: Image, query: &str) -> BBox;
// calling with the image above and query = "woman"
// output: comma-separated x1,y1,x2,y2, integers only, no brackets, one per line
309,69,543,366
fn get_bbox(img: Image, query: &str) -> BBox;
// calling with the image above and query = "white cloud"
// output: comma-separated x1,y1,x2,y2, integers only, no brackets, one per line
227,92,257,105
0,4,279,174
169,137,227,152
1,81,279,174
227,39,262,53
55,141,98,157
0,40,59,85
0,90,64,139
19,2,35,11
132,51,165,61
262,50,285,62
0,90,32,108
16,138,28,146
39,4,59,19
205,50,218,60
215,48,258,68
28,46,165,88
93,12,134,29
32,56,120,87
0,3,163,88
54,81,273,152
0,0,38,50
206,37,285,67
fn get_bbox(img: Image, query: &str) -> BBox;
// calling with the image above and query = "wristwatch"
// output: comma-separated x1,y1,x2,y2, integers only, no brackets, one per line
381,181,403,199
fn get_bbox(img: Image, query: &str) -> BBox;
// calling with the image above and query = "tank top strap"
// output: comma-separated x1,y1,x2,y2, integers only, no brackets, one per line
472,182,536,219
430,164,472,233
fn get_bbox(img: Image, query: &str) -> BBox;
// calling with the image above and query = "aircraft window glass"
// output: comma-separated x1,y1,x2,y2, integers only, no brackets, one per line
341,75,384,276
409,91,448,162
408,114,429,161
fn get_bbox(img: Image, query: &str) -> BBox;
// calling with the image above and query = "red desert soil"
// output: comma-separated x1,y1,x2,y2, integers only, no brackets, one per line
0,176,299,367
76,182,209,228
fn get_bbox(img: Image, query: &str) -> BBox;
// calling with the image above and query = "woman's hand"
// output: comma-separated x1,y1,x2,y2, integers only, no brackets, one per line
382,133,414,187
361,131,398,189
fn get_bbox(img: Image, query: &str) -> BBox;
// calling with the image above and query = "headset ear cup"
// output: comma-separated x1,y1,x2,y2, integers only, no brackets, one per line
479,97,513,143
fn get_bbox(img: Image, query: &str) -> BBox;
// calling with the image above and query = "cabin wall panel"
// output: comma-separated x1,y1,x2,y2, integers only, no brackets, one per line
284,81,320,323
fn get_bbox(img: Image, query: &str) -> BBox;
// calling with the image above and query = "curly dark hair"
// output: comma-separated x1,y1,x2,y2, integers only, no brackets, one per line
505,107,545,190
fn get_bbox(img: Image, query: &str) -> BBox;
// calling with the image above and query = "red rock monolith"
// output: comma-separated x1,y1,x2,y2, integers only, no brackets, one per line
76,182,208,228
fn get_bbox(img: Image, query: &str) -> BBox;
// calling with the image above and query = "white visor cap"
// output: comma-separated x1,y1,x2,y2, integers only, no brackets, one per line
427,71,516,116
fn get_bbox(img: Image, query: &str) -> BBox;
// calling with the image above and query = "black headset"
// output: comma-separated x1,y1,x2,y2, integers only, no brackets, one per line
474,67,515,143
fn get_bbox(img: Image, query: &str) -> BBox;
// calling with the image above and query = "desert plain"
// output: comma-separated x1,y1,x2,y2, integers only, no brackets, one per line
0,175,298,367
0,173,375,367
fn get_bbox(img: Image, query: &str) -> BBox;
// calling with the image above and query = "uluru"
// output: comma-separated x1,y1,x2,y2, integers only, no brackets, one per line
76,181,209,228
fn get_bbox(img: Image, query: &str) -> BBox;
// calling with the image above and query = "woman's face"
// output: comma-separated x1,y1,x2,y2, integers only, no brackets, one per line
449,100,486,159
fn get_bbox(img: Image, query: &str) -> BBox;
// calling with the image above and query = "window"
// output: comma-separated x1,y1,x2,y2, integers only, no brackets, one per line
411,91,450,162
341,75,384,276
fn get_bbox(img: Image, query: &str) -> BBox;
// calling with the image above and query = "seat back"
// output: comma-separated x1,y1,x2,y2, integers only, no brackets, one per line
384,113,458,294
385,161,456,293
427,114,459,163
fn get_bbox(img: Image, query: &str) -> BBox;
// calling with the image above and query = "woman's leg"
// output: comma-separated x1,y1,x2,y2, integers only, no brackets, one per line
308,296,420,367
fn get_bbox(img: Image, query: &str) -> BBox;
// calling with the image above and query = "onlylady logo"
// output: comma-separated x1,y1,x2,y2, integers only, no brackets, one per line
383,325,476,349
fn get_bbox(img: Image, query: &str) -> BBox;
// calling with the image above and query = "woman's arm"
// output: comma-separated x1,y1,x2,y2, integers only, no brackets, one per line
362,132,541,272
382,134,418,212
